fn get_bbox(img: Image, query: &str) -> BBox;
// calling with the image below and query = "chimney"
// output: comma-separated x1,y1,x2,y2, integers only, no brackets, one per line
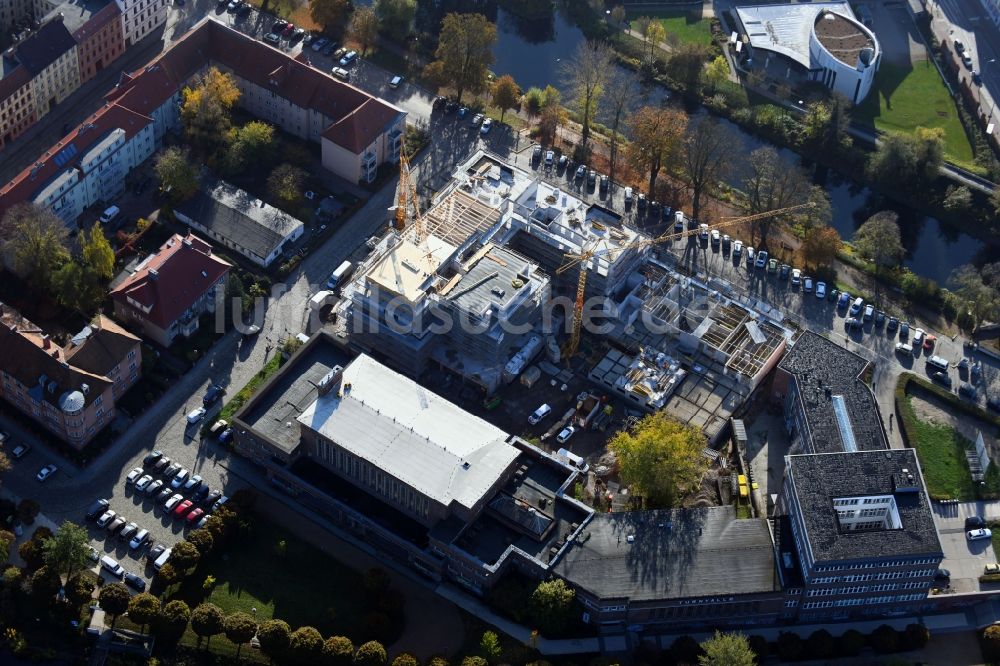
149,268,158,280
42,334,50,349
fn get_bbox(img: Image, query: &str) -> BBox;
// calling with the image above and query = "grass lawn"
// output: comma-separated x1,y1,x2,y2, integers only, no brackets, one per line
216,352,283,423
246,0,319,31
630,10,714,47
852,59,975,167
170,514,402,643
902,396,980,499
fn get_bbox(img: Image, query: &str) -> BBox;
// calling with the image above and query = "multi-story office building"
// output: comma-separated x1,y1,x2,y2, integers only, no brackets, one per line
0,308,140,448
777,449,943,621
772,330,887,455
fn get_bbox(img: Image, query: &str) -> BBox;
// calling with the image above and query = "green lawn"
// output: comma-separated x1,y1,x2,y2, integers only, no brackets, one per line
852,60,975,167
170,514,403,643
631,11,714,47
902,396,982,500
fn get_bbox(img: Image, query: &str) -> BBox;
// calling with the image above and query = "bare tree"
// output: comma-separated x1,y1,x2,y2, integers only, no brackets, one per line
681,117,736,223
604,68,638,192
561,40,613,150
741,147,819,250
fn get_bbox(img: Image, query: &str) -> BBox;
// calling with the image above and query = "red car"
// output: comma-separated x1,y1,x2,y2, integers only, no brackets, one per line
173,499,194,518
186,508,205,524
281,23,295,37
923,334,937,351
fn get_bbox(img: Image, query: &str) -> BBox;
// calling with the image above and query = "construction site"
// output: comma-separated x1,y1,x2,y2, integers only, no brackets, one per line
333,149,797,451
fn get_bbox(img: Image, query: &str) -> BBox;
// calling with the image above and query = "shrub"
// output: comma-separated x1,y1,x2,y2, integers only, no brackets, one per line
807,629,834,659
670,635,702,664
903,623,929,650
776,632,803,661
747,635,769,661
983,625,1000,662
355,640,387,666
870,624,899,654
838,629,866,657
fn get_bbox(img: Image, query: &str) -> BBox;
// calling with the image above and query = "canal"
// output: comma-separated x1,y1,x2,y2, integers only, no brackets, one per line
490,5,996,284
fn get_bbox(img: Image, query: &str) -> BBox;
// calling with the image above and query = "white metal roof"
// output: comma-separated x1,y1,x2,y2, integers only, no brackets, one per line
298,354,520,511
735,2,854,69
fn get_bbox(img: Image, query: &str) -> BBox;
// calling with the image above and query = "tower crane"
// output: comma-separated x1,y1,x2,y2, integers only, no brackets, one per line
389,148,426,243
557,202,815,358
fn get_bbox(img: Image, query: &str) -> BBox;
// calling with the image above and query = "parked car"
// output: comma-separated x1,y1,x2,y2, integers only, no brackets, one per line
186,508,206,524
755,250,768,270
850,297,864,317
186,407,206,424
556,426,576,444
863,304,874,321
184,474,203,492
209,420,228,436
931,372,952,388
271,19,287,33
126,467,143,486
767,258,777,274
924,334,937,351
986,563,1000,574
899,322,910,340
480,118,493,135
163,462,182,478
173,500,194,518
339,50,357,67
895,343,913,356
331,67,350,81
587,170,597,188
124,572,146,591
36,464,57,482
129,529,150,550
711,229,721,247
599,174,609,194
119,522,139,542
311,37,329,52
732,240,743,257
471,113,484,126
874,310,886,327
323,42,340,56
203,385,224,406
163,494,184,511
959,383,978,400
967,516,987,530
96,510,117,528
143,450,163,466
812,281,825,299
155,487,173,504
107,516,127,535
263,31,280,45
845,317,862,330
528,404,551,425
170,469,190,489
194,485,212,502
803,277,813,293
145,479,164,497
152,456,170,472
280,23,296,38
146,543,166,564
86,499,110,520
135,475,154,492
968,528,992,541
100,556,125,578
790,268,801,287
913,328,925,347
745,247,754,267
10,443,29,459
203,490,223,507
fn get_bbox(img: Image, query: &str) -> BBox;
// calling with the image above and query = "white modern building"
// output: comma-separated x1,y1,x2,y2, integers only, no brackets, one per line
735,2,881,104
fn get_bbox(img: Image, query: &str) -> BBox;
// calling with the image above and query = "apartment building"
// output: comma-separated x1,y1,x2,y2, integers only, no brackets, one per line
115,0,166,46
73,2,124,84
777,449,943,622
0,307,140,448
0,101,155,225
13,15,79,120
0,0,34,29
0,68,35,148
110,233,231,347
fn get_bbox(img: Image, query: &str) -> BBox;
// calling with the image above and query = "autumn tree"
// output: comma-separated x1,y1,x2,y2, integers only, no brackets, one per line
536,85,565,146
529,579,575,636
257,618,292,662
801,94,851,153
191,602,225,649
155,147,199,201
65,572,95,606
741,146,824,250
181,68,240,158
41,520,90,581
186,528,214,556
423,13,496,104
705,56,729,90
310,0,350,32
480,631,501,663
491,74,521,124
168,540,201,575
225,121,276,175
374,0,415,40
393,654,419,666
852,211,904,276
699,631,756,666
867,127,944,189
224,611,258,659
156,599,191,643
667,43,708,91
268,164,307,204
985,625,1000,663
0,203,69,288
289,626,325,665
99,582,131,629
681,116,733,223
354,640,387,666
801,226,842,269
605,68,638,191
128,593,161,634
626,106,687,195
949,263,1000,331
350,7,380,56
635,16,665,69
81,223,114,280
609,412,707,508
324,635,355,665
561,40,612,149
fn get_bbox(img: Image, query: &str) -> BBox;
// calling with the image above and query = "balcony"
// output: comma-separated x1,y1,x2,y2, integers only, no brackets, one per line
179,312,200,338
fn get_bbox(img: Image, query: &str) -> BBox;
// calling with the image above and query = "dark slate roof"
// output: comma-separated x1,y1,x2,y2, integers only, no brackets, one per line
15,17,76,76
779,331,887,454
786,449,943,563
553,506,779,602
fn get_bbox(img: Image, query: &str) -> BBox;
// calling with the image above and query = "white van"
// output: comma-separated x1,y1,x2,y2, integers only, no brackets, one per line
528,403,551,425
556,448,588,473
153,547,172,571
99,205,120,225
926,355,949,371
100,555,125,578
327,260,353,290
623,187,633,205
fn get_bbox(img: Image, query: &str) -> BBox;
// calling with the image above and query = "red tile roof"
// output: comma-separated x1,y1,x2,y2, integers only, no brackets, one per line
0,102,152,209
323,97,404,153
0,66,32,106
109,232,231,329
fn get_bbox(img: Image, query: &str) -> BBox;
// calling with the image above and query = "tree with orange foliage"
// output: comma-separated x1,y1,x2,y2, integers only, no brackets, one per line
801,226,841,269
626,106,687,195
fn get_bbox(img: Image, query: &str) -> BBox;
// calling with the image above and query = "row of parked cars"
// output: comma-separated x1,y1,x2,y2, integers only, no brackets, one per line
86,499,163,591
125,450,228,525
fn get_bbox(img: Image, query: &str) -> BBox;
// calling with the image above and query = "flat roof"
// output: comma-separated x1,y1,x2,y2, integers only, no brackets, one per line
787,450,943,563
365,234,454,303
779,331,887,454
444,245,539,317
240,339,349,454
298,354,521,511
554,506,779,602
735,2,858,69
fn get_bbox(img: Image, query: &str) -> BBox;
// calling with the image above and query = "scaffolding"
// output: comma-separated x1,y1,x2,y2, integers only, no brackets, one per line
422,189,501,247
